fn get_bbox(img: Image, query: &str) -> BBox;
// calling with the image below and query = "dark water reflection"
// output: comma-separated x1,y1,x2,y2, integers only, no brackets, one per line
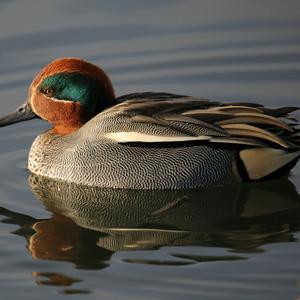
1,174,300,297
1,175,299,269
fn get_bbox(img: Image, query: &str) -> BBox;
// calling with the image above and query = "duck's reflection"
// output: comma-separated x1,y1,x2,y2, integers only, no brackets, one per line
1,175,300,270
0,206,113,270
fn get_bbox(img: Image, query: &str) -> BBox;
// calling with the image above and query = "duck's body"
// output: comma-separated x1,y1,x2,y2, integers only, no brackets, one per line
28,93,240,189
1,58,299,189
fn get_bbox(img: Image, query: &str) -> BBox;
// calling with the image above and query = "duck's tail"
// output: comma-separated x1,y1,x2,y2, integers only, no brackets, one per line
239,148,300,181
227,104,300,181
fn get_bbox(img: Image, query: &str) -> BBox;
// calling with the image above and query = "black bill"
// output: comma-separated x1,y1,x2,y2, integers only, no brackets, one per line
0,102,37,127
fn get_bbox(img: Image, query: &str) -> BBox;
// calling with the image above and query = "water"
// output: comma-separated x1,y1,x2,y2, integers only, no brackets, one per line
0,1,300,299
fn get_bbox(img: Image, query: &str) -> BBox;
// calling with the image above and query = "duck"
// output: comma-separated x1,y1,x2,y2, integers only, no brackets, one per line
0,57,299,189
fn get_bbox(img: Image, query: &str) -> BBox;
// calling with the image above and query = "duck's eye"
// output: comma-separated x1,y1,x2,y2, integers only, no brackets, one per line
43,88,54,97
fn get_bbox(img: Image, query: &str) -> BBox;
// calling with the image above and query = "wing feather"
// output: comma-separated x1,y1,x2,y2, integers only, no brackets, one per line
217,112,292,131
101,93,299,149
220,123,289,148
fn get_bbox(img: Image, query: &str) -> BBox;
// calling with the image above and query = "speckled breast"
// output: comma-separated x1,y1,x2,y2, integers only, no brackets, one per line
27,131,240,189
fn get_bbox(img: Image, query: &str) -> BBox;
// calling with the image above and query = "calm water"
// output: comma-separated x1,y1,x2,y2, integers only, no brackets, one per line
1,1,300,299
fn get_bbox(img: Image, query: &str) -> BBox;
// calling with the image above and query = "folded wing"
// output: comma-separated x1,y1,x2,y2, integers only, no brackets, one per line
104,93,299,150
100,92,300,181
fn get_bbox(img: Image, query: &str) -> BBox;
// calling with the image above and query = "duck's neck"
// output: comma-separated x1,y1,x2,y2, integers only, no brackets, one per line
51,124,83,136
49,97,117,136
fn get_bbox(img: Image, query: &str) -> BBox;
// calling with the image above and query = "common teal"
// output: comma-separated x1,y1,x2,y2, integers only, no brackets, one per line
0,58,299,189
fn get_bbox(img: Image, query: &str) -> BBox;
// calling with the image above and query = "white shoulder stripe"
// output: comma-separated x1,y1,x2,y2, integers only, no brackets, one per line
106,132,212,143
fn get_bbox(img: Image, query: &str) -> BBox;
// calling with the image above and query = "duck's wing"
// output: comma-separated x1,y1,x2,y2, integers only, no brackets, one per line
102,92,299,150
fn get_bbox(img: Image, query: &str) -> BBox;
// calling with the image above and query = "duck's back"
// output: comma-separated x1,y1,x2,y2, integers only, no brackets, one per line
28,93,300,189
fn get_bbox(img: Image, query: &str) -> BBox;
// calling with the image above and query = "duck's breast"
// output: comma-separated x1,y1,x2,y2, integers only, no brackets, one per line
28,129,239,189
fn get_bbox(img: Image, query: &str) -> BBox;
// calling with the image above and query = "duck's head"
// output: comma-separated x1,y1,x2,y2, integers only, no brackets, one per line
0,58,115,135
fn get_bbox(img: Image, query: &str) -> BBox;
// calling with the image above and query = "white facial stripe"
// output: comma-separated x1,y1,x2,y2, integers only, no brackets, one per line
30,88,75,120
49,97,72,104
